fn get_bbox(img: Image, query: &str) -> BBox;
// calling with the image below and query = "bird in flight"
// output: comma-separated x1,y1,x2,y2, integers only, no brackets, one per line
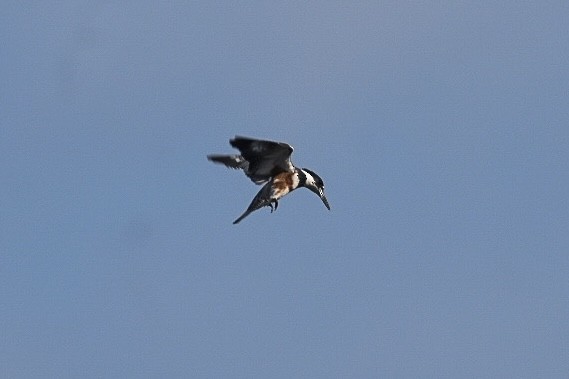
207,136,330,224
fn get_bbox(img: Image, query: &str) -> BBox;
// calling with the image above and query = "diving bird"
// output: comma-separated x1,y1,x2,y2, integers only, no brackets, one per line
207,136,330,224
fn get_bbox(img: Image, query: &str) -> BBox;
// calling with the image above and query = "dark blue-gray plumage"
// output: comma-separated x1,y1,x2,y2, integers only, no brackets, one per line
208,136,330,224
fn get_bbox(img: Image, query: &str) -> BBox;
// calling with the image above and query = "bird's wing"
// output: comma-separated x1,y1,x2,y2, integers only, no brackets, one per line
207,154,268,184
230,136,294,181
207,154,249,170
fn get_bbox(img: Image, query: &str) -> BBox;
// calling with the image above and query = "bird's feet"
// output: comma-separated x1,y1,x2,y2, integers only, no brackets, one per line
269,199,279,213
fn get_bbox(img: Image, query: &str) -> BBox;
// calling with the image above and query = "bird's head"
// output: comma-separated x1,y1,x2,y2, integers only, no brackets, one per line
301,168,330,210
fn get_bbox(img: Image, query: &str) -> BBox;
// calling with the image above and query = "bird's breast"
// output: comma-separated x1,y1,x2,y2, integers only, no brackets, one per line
270,172,299,199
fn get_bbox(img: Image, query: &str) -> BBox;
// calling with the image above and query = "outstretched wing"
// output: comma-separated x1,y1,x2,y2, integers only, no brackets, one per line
207,154,267,184
230,136,294,181
207,154,249,170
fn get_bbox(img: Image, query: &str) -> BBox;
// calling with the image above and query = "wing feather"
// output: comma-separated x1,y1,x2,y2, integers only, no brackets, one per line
230,136,294,181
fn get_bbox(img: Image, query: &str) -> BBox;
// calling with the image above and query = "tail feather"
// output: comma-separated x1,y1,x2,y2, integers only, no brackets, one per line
232,184,272,224
233,209,254,224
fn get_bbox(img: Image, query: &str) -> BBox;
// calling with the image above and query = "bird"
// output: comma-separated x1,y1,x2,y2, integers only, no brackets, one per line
207,136,330,224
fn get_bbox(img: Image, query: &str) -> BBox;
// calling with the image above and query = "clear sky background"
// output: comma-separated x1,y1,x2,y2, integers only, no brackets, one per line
2,2,568,378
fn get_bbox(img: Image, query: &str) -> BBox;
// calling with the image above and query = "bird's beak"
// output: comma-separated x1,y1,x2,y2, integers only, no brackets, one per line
319,191,331,210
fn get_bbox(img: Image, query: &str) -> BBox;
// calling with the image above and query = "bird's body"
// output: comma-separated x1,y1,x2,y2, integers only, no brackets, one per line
208,136,330,224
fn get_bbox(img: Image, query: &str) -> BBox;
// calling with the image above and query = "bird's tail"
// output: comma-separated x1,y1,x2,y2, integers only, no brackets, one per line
232,184,271,224
233,209,254,224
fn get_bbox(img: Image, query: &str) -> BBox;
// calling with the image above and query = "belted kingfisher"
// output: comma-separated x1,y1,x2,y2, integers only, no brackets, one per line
208,136,330,224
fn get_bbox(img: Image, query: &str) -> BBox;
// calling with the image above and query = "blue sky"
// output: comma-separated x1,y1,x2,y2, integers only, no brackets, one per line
2,1,568,378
